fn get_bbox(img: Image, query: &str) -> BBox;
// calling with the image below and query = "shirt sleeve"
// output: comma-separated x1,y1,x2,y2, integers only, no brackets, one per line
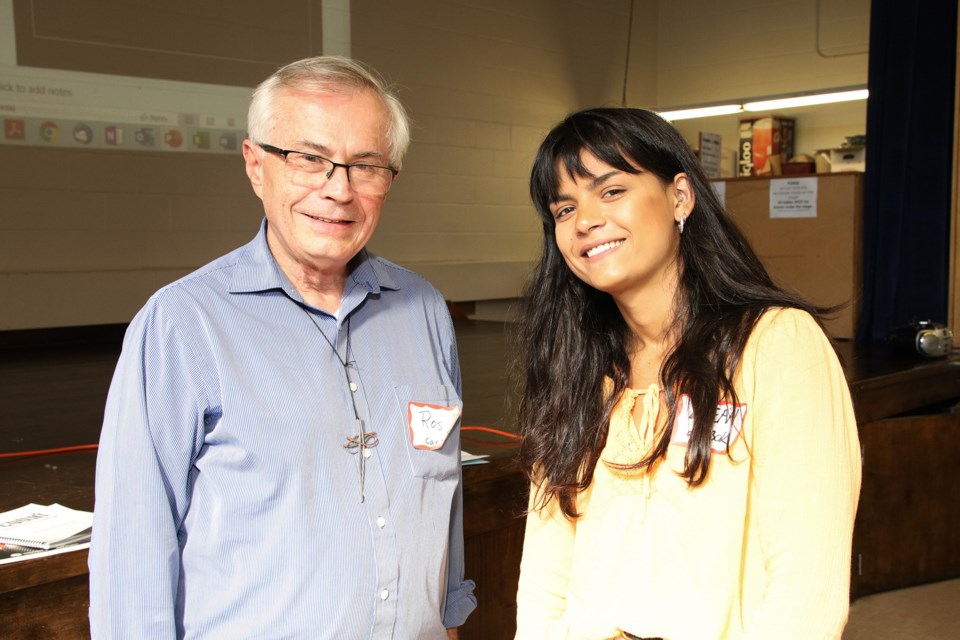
442,466,478,628
514,484,576,640
741,309,862,639
437,296,478,628
88,298,211,638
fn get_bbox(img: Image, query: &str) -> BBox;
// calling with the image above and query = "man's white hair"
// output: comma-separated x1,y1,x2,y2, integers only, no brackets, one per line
247,56,410,167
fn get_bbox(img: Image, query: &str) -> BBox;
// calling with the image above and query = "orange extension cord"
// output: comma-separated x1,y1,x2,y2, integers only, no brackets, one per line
460,426,522,440
0,444,100,459
1,427,521,460
460,425,523,448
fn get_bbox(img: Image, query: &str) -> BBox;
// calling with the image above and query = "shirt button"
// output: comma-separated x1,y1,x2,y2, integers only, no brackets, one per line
363,448,372,458
380,589,389,600
376,516,386,528
349,382,358,392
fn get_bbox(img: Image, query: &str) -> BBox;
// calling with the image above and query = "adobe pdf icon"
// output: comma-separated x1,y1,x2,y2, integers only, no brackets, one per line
4,119,25,140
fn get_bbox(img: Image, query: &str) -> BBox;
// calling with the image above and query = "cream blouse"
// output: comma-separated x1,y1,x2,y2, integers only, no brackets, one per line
515,308,862,640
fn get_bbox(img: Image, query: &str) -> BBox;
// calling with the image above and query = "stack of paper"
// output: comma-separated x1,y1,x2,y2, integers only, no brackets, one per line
460,451,490,466
0,503,92,555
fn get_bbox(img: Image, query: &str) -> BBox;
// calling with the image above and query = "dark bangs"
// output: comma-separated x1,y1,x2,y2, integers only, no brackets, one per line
529,109,686,225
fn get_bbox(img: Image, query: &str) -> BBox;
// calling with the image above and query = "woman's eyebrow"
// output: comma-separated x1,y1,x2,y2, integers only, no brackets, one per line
589,171,621,189
550,170,623,203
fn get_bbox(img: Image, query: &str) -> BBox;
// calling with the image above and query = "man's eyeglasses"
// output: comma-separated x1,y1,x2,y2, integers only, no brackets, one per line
257,142,398,196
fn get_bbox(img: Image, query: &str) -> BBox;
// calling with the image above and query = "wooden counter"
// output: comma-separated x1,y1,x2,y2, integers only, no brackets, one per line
1,323,958,638
0,451,530,640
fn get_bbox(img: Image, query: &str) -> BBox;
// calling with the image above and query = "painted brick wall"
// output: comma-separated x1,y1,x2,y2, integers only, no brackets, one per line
352,0,650,302
662,0,869,164
0,0,873,329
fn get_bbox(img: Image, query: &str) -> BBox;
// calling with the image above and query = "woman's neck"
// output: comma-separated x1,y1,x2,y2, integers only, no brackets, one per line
614,275,681,389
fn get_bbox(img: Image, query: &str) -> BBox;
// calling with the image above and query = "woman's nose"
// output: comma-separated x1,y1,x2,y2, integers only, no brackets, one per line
575,204,604,233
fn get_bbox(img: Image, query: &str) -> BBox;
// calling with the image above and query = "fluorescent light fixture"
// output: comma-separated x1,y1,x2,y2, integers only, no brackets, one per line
743,89,869,112
655,87,869,121
657,104,743,121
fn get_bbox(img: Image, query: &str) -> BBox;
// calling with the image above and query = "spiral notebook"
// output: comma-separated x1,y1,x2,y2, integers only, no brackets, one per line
0,503,93,550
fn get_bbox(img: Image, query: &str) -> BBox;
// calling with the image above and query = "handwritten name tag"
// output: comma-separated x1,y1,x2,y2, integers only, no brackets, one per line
407,402,462,451
671,394,747,453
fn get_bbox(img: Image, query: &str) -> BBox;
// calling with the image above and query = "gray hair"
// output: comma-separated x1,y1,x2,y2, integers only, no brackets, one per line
247,56,411,167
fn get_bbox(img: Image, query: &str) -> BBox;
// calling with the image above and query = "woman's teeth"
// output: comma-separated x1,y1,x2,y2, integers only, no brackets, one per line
585,240,624,257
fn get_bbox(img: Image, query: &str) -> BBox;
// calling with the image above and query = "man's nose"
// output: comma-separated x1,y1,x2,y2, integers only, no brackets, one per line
320,163,354,200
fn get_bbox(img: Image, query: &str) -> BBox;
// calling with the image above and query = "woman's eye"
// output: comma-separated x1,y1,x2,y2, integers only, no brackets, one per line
602,188,625,198
553,206,575,220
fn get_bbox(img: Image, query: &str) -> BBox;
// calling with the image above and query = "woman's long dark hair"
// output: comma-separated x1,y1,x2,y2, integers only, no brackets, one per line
517,108,832,518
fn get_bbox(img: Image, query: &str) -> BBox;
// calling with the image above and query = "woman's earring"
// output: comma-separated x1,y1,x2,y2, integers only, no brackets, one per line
679,214,686,235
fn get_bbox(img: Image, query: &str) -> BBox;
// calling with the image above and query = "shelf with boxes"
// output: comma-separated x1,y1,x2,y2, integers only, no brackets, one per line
737,115,866,177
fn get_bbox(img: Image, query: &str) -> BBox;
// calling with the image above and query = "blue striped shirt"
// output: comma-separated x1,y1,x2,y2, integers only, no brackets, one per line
89,220,476,639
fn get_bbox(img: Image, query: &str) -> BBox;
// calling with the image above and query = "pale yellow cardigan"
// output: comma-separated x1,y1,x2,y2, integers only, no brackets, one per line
515,308,862,640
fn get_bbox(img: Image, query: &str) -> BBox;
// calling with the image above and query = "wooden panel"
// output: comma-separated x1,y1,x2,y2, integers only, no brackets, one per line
0,457,530,640
461,456,527,640
461,520,525,640
0,549,89,595
852,412,960,597
849,360,960,425
462,458,527,539
0,574,90,639
4,322,960,636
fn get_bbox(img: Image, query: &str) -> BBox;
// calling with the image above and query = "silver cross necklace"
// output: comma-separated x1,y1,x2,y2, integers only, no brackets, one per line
301,307,378,502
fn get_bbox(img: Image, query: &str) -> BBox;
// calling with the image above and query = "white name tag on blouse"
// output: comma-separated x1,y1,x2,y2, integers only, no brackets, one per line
407,402,462,451
672,394,747,453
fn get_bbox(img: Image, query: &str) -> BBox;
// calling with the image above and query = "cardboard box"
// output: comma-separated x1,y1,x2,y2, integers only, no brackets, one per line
738,116,796,177
829,146,866,172
783,161,815,175
721,173,863,338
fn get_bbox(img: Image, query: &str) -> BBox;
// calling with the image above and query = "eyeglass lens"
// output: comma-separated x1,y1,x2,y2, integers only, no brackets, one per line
286,152,394,195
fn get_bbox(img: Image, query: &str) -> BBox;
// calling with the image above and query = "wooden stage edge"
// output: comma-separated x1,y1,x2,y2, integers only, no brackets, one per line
1,322,959,638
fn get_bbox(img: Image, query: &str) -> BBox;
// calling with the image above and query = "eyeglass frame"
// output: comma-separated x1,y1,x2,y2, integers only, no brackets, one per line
255,141,399,190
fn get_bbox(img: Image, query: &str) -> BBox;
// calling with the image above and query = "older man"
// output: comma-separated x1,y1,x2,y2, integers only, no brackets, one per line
89,56,476,639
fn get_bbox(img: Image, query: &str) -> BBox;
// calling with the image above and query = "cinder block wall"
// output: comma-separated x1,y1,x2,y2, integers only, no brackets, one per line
0,0,869,330
353,0,656,303
664,0,869,160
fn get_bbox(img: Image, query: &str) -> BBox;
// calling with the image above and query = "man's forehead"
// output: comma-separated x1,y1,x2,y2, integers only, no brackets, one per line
274,85,380,111
270,87,390,152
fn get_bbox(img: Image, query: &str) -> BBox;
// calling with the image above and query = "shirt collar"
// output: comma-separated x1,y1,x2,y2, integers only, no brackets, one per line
227,219,400,299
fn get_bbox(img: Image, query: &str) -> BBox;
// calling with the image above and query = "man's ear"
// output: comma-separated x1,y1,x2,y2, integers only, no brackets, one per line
673,173,695,222
242,139,265,200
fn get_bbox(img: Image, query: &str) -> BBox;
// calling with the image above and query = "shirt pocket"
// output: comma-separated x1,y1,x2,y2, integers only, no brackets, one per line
393,383,462,480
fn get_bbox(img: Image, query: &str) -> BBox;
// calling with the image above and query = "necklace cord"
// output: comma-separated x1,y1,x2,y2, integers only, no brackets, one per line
301,306,373,502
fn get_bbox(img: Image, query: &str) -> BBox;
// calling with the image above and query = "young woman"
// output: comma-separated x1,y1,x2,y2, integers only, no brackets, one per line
513,108,861,640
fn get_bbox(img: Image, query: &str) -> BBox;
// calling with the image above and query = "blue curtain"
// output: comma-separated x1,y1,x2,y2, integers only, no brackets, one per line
856,0,958,342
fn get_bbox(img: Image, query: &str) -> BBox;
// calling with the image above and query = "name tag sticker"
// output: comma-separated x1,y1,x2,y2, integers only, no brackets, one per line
407,402,462,451
671,394,747,453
